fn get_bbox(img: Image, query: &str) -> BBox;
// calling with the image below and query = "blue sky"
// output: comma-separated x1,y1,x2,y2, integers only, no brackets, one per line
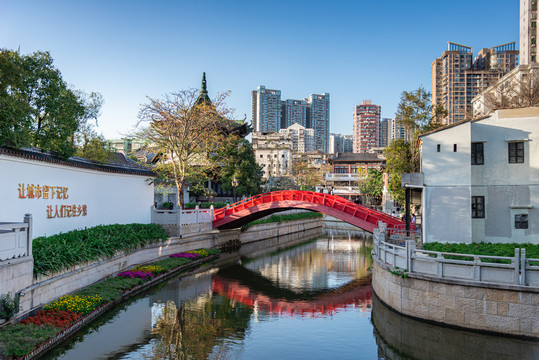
2,0,519,139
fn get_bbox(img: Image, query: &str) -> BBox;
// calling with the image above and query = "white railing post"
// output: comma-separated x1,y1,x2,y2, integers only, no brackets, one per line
176,208,182,237
514,248,520,285
521,248,527,285
473,255,481,281
406,240,415,272
24,213,32,257
436,252,444,277
195,205,200,231
210,205,214,231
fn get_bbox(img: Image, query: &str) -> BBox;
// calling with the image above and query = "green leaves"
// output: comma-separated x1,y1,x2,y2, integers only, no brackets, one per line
422,242,539,264
33,224,168,276
0,49,104,159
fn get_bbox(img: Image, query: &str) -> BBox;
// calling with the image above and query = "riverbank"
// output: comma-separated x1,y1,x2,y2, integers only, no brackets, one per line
0,216,324,358
371,227,539,339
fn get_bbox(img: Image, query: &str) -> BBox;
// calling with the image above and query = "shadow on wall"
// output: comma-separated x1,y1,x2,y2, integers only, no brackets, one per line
371,294,539,360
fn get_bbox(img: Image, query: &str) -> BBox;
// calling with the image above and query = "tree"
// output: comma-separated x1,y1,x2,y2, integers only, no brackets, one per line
385,87,446,203
0,49,104,159
215,137,262,200
384,139,415,204
479,67,539,116
289,153,328,191
137,88,230,207
357,168,383,206
75,127,115,163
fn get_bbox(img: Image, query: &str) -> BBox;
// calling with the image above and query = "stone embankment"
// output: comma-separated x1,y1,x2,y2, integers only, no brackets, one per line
372,226,539,338
5,218,323,321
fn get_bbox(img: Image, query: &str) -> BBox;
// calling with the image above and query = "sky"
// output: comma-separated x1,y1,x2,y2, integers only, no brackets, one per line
2,0,520,139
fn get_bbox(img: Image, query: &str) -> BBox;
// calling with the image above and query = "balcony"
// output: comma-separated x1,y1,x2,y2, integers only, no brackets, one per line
325,173,365,182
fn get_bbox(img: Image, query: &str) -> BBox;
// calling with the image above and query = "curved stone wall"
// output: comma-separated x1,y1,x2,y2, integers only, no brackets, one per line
372,258,539,338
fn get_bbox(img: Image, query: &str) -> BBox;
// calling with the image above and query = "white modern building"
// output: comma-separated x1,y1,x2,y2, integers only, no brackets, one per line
419,107,539,244
279,123,315,153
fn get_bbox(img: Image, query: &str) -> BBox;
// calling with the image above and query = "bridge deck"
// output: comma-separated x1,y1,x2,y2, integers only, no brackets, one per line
213,190,403,232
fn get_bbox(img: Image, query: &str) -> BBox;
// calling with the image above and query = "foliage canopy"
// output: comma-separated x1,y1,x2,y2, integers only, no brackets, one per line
0,49,106,159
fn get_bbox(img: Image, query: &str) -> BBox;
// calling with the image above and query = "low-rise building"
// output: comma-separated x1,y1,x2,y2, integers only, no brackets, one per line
419,107,539,244
252,132,293,179
326,152,385,199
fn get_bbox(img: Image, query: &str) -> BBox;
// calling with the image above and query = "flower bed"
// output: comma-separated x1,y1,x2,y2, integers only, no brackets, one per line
0,248,219,359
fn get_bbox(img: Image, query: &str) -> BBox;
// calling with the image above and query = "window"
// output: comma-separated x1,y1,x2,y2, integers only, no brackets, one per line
515,214,528,229
471,142,484,165
437,144,441,152
508,142,524,163
453,144,457,152
472,196,485,218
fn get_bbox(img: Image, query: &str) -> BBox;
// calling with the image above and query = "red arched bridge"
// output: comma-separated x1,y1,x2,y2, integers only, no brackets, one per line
213,190,403,232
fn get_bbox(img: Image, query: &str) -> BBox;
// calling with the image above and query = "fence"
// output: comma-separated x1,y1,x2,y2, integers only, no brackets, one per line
151,206,214,236
373,222,539,287
0,214,33,261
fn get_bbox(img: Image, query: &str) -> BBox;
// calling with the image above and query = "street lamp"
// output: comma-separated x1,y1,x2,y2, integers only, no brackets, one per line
231,176,239,203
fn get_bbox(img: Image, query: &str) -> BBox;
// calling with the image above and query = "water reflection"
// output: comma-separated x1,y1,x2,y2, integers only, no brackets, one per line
47,233,535,360
372,294,539,360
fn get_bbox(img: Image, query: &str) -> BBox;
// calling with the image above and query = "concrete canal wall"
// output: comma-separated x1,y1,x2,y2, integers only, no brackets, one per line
372,260,539,338
9,218,322,319
371,224,539,338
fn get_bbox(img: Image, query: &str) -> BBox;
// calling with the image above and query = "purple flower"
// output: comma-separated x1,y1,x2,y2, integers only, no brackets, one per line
117,270,153,280
169,252,202,259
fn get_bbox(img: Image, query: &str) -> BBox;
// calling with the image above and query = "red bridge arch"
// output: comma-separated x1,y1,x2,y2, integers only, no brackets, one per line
213,190,403,232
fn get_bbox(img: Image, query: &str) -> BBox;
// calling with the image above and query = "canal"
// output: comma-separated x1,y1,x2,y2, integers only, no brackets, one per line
42,232,538,360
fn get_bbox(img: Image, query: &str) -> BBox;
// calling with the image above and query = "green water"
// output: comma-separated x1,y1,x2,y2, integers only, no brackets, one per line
42,235,538,360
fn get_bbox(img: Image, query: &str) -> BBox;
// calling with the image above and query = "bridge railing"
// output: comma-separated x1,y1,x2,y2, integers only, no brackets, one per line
214,190,404,229
151,205,213,236
373,223,539,287
0,214,33,261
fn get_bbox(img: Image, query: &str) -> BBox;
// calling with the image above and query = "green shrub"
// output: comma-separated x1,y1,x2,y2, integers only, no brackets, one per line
33,223,168,276
422,242,539,264
0,323,58,357
0,293,19,320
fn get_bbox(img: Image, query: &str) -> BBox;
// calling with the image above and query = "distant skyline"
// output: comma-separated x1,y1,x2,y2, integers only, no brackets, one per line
2,0,519,139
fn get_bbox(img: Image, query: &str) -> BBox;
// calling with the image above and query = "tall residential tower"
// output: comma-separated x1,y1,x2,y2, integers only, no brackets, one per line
431,42,518,124
353,100,381,153
520,0,538,65
251,86,330,153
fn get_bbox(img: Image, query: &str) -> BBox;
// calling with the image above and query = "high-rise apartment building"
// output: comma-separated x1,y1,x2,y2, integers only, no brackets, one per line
342,135,353,153
520,0,538,65
388,118,406,143
353,100,381,153
329,133,354,154
306,93,330,153
281,99,308,128
251,87,330,153
251,86,282,132
379,118,390,148
431,42,518,124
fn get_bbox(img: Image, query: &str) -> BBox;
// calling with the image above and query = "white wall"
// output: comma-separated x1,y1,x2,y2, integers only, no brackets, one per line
421,123,473,243
0,155,154,238
421,122,471,186
420,108,539,244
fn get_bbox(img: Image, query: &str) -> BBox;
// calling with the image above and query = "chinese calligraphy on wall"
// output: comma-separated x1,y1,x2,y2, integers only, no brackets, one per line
18,183,87,219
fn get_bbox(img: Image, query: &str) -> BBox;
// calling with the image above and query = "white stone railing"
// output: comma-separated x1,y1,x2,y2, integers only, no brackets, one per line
151,206,214,236
0,214,33,261
373,222,539,287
